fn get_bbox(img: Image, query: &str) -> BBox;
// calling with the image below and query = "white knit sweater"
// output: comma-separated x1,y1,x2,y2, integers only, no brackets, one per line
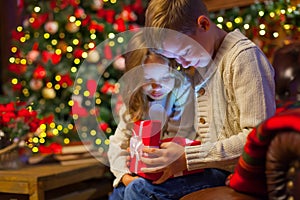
185,29,276,172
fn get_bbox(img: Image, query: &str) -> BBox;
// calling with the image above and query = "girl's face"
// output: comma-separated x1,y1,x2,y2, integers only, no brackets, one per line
142,56,175,100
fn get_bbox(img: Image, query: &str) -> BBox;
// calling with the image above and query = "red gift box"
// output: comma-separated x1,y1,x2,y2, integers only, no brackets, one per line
130,121,204,181
129,120,162,180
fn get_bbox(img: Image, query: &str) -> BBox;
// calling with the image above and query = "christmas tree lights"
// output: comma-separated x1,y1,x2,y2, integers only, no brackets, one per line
4,0,300,155
5,0,146,153
210,0,300,57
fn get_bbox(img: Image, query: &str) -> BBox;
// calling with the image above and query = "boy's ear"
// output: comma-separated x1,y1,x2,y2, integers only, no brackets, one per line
197,15,210,31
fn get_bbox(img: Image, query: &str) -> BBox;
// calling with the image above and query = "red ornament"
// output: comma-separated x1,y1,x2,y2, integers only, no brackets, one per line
12,82,22,91
74,7,85,18
73,48,84,58
33,65,46,79
100,81,116,94
8,63,27,75
11,30,25,41
105,9,116,23
132,0,144,14
30,13,49,29
41,114,54,125
97,8,105,18
82,15,91,26
58,74,73,87
51,53,61,64
121,6,137,21
89,21,104,32
99,122,109,131
42,51,61,64
114,18,126,32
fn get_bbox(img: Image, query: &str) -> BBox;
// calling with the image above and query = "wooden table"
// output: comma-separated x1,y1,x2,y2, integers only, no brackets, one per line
0,163,112,200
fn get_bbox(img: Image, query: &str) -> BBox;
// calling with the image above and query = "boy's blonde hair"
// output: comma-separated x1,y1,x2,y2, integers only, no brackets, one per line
145,0,208,33
144,0,208,48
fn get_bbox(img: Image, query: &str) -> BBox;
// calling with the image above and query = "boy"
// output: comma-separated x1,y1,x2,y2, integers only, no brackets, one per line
122,0,276,199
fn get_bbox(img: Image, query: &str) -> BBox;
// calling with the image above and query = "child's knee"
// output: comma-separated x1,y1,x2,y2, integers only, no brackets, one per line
124,178,149,196
124,178,151,199
126,177,147,190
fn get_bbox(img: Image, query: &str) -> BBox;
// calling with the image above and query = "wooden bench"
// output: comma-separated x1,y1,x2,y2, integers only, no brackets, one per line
0,163,112,200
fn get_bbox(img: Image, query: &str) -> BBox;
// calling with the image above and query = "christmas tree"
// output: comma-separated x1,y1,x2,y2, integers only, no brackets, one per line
5,0,146,154
5,0,300,156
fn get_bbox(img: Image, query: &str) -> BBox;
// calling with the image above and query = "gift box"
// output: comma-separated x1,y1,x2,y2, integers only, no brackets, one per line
130,120,204,181
129,120,162,180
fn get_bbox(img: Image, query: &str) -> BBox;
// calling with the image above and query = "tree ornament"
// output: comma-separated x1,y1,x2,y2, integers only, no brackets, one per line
33,65,47,79
42,87,56,99
30,13,49,29
26,50,40,62
42,51,62,64
58,74,73,87
114,18,126,32
113,56,125,71
8,63,27,75
65,22,80,33
44,21,59,34
99,122,109,132
29,79,43,91
86,49,100,63
91,0,104,10
100,81,116,94
74,7,86,19
57,41,68,54
132,0,144,14
73,48,84,58
105,10,116,23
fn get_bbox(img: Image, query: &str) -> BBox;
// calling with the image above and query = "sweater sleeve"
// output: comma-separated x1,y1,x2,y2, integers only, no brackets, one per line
107,106,132,187
185,42,276,172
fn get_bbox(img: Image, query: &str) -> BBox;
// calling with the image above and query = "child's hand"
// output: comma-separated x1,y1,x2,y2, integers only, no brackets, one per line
121,174,139,186
140,142,187,184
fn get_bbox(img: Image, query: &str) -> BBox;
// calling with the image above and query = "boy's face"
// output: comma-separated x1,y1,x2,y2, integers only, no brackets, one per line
155,29,212,69
142,63,175,100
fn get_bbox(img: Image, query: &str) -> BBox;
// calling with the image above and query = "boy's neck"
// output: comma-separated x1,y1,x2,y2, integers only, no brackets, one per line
212,26,227,59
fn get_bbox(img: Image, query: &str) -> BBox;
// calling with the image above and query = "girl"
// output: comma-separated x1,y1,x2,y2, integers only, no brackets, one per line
107,31,196,199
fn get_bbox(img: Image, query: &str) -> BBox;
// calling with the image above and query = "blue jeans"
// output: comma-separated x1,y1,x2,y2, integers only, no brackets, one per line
109,168,229,200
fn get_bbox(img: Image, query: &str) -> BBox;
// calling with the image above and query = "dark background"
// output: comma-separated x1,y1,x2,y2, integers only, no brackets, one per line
0,0,19,95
